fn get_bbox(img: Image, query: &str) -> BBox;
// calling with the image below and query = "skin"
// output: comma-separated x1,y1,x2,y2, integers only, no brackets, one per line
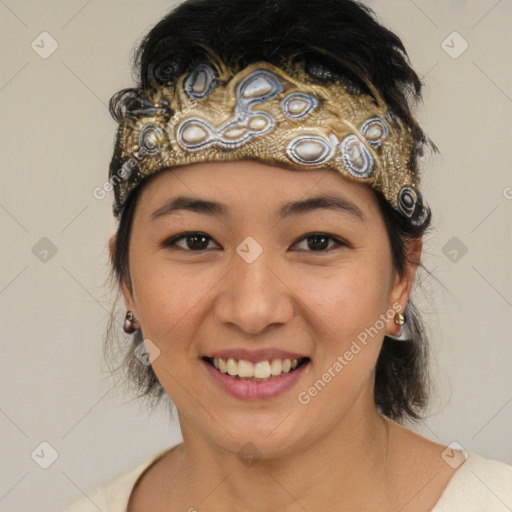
109,160,457,511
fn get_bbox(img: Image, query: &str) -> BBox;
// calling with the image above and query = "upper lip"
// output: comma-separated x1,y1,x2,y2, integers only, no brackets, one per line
203,348,310,363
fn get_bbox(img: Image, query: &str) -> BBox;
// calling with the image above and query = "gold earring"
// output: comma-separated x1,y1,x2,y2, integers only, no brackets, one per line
123,311,140,334
394,312,405,326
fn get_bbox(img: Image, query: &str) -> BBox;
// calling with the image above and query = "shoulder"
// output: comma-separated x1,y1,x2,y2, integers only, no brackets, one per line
432,451,512,511
61,444,180,512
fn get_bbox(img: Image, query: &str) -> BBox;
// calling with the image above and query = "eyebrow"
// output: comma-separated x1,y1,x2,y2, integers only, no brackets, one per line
149,193,366,223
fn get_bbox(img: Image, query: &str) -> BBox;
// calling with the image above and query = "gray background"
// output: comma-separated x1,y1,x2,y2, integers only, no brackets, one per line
0,1,510,511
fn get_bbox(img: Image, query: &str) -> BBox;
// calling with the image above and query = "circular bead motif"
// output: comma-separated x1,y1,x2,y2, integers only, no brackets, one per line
340,134,374,178
280,92,318,119
359,116,388,148
242,76,274,98
181,123,210,144
239,70,282,103
138,124,162,153
223,126,247,139
398,186,417,216
286,135,334,165
248,116,270,131
184,63,217,100
178,120,213,148
397,186,429,226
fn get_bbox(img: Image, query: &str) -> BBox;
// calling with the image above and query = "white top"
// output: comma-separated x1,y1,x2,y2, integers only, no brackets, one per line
63,443,512,511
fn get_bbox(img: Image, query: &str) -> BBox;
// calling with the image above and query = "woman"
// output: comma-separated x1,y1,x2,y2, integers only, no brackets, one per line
64,0,512,510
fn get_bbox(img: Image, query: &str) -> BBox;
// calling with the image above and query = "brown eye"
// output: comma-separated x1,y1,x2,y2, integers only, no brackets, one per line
293,233,345,252
162,231,346,253
163,232,218,251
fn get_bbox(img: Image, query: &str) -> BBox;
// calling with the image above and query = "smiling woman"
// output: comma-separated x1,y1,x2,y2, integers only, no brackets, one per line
63,0,512,511
123,161,410,414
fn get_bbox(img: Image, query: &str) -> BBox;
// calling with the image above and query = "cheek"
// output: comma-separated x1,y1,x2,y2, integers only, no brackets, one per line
130,265,209,396
293,265,391,411
295,259,392,343
130,256,217,347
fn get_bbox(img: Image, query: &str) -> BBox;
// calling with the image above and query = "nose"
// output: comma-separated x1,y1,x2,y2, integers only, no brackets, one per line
213,250,295,336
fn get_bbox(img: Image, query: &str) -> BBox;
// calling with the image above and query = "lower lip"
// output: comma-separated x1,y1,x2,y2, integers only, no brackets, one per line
202,359,310,400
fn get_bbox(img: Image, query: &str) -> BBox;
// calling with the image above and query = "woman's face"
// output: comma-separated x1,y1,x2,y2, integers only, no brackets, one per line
115,160,419,458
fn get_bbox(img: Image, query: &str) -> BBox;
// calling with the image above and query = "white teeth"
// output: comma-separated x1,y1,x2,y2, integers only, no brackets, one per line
237,359,254,378
226,357,238,376
211,357,305,380
254,360,271,379
270,359,281,376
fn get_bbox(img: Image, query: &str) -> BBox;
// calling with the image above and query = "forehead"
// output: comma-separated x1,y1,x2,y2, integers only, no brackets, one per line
135,160,379,222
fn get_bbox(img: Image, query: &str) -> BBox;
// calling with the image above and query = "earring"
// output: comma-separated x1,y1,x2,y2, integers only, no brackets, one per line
123,311,140,334
386,312,408,341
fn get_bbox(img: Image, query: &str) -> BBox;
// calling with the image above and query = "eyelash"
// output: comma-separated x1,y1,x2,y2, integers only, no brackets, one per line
162,231,347,253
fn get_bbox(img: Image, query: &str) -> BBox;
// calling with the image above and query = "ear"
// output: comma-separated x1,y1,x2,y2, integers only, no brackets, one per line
109,233,136,312
386,237,422,335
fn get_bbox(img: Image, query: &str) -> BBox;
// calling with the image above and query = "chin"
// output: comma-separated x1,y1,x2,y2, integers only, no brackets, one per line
204,419,310,462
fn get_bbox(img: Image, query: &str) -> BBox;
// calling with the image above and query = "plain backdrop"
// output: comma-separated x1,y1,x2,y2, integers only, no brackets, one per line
0,1,511,511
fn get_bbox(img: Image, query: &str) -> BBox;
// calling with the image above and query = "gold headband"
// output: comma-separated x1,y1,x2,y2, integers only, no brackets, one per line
109,61,429,225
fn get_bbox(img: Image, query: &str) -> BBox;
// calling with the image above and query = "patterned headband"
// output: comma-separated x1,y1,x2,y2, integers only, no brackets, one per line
108,60,430,225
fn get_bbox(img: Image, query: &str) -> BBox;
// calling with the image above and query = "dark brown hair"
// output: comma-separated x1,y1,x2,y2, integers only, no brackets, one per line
104,0,436,422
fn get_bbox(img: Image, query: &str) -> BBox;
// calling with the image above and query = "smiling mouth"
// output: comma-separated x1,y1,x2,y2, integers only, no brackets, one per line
202,356,311,382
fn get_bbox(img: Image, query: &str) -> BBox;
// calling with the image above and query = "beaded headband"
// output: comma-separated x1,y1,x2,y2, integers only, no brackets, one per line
108,60,430,225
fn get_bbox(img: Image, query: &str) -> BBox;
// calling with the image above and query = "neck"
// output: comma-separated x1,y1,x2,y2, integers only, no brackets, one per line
174,404,391,511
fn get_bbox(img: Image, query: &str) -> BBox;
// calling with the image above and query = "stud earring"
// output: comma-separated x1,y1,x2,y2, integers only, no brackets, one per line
123,311,140,334
386,311,408,341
